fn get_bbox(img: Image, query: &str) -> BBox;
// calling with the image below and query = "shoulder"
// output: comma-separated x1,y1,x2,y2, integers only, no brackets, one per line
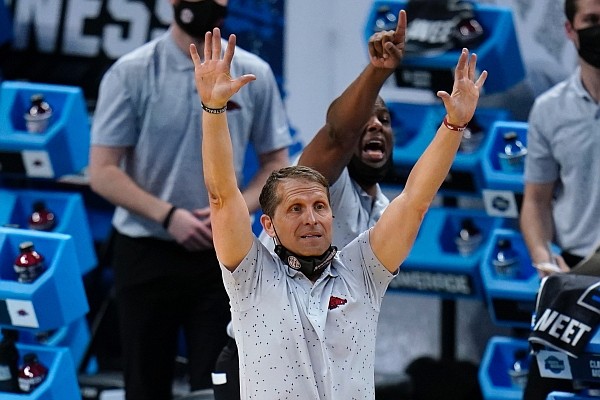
108,35,165,75
531,73,575,112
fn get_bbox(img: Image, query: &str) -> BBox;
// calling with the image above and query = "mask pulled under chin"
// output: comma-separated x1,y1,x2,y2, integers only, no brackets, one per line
347,154,393,188
274,244,337,279
577,25,600,69
173,0,228,39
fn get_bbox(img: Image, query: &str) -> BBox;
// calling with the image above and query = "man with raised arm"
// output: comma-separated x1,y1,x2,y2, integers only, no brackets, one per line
191,25,486,399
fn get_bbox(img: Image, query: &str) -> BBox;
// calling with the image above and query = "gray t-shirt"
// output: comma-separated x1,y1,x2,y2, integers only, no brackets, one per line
525,68,600,257
222,231,396,399
91,28,292,239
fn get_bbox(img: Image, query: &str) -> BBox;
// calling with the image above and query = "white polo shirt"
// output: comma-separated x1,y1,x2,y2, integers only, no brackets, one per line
222,231,396,399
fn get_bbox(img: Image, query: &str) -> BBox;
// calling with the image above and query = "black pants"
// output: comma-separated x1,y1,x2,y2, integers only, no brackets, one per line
113,233,230,400
522,251,585,400
212,338,241,400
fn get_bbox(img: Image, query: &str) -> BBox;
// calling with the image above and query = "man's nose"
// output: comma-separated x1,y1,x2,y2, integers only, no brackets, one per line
304,209,318,224
366,116,383,131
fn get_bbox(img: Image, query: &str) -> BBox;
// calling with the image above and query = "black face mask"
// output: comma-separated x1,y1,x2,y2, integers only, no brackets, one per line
173,0,228,39
274,244,337,280
577,25,600,69
347,154,393,188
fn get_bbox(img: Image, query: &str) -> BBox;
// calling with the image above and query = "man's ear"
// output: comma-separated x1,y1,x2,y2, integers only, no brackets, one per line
260,214,276,237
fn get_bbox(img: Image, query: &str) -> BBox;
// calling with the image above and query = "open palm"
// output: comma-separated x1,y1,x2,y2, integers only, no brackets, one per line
190,28,256,108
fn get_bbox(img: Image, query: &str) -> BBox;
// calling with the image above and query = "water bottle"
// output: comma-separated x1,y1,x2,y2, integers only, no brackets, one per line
18,353,48,393
498,131,527,172
454,218,482,256
508,349,530,388
458,126,484,154
28,201,56,231
13,242,45,283
0,329,20,393
374,5,397,32
492,238,520,278
24,94,53,133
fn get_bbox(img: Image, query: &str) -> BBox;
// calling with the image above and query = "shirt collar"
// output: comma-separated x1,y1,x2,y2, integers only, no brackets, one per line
166,28,195,72
283,260,339,279
571,67,594,102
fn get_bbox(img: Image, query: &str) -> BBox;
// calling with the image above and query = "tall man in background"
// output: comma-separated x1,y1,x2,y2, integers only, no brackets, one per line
88,0,292,398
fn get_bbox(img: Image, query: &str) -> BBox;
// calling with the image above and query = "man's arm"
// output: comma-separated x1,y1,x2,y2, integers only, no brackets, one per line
89,145,172,224
369,49,487,272
298,10,407,184
89,145,214,250
241,148,289,213
520,181,569,274
191,29,256,270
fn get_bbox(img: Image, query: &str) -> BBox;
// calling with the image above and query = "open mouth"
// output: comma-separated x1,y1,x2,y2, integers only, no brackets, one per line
301,234,322,239
362,139,386,162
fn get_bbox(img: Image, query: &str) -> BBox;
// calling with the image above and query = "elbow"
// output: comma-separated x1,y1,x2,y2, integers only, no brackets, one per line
87,165,103,196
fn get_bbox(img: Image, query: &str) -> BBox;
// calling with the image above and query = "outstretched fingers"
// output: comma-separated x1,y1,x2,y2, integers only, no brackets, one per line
211,28,222,61
454,48,469,81
475,69,488,89
190,43,201,68
223,33,236,66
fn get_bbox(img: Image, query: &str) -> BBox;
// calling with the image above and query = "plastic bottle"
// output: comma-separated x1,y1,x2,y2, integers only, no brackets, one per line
13,242,45,283
28,201,56,231
18,353,48,393
498,131,527,172
492,238,520,278
508,349,530,388
454,217,482,256
0,329,20,393
24,94,53,133
374,5,397,32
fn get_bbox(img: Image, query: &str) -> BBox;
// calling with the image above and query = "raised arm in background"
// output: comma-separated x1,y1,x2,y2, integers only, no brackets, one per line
370,48,487,272
299,10,406,184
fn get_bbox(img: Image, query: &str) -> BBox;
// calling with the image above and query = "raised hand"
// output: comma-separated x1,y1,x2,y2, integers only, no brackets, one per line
368,9,406,69
436,48,488,126
190,28,256,109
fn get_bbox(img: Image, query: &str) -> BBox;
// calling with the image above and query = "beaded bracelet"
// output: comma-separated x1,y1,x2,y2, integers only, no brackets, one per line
201,102,227,114
443,115,468,132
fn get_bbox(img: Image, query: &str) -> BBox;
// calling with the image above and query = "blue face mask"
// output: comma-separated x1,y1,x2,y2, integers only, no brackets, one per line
577,25,600,69
173,0,228,39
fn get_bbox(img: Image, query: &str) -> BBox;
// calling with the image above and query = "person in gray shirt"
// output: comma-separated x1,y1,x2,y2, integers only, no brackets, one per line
193,22,486,399
212,11,405,399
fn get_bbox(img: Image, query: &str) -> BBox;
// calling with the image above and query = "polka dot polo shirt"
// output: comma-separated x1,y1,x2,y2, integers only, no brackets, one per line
221,230,397,399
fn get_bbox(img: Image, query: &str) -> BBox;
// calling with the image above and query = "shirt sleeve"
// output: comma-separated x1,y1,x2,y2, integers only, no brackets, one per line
524,100,559,183
221,237,283,312
338,230,397,309
91,64,139,147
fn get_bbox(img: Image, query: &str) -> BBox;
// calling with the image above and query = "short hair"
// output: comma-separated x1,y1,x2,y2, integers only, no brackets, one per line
259,165,330,218
565,0,577,24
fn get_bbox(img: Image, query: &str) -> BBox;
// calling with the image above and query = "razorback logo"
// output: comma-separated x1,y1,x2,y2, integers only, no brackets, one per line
328,296,347,310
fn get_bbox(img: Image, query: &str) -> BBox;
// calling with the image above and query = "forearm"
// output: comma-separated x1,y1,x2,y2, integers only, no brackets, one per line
241,148,289,213
520,196,555,264
403,124,462,209
326,64,392,140
89,164,172,224
202,113,239,201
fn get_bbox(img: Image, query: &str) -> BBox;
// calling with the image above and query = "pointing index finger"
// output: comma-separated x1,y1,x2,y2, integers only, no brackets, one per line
394,10,407,43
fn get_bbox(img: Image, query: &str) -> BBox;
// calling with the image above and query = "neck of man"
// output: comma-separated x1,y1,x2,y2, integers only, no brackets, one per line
170,23,205,58
580,61,600,103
